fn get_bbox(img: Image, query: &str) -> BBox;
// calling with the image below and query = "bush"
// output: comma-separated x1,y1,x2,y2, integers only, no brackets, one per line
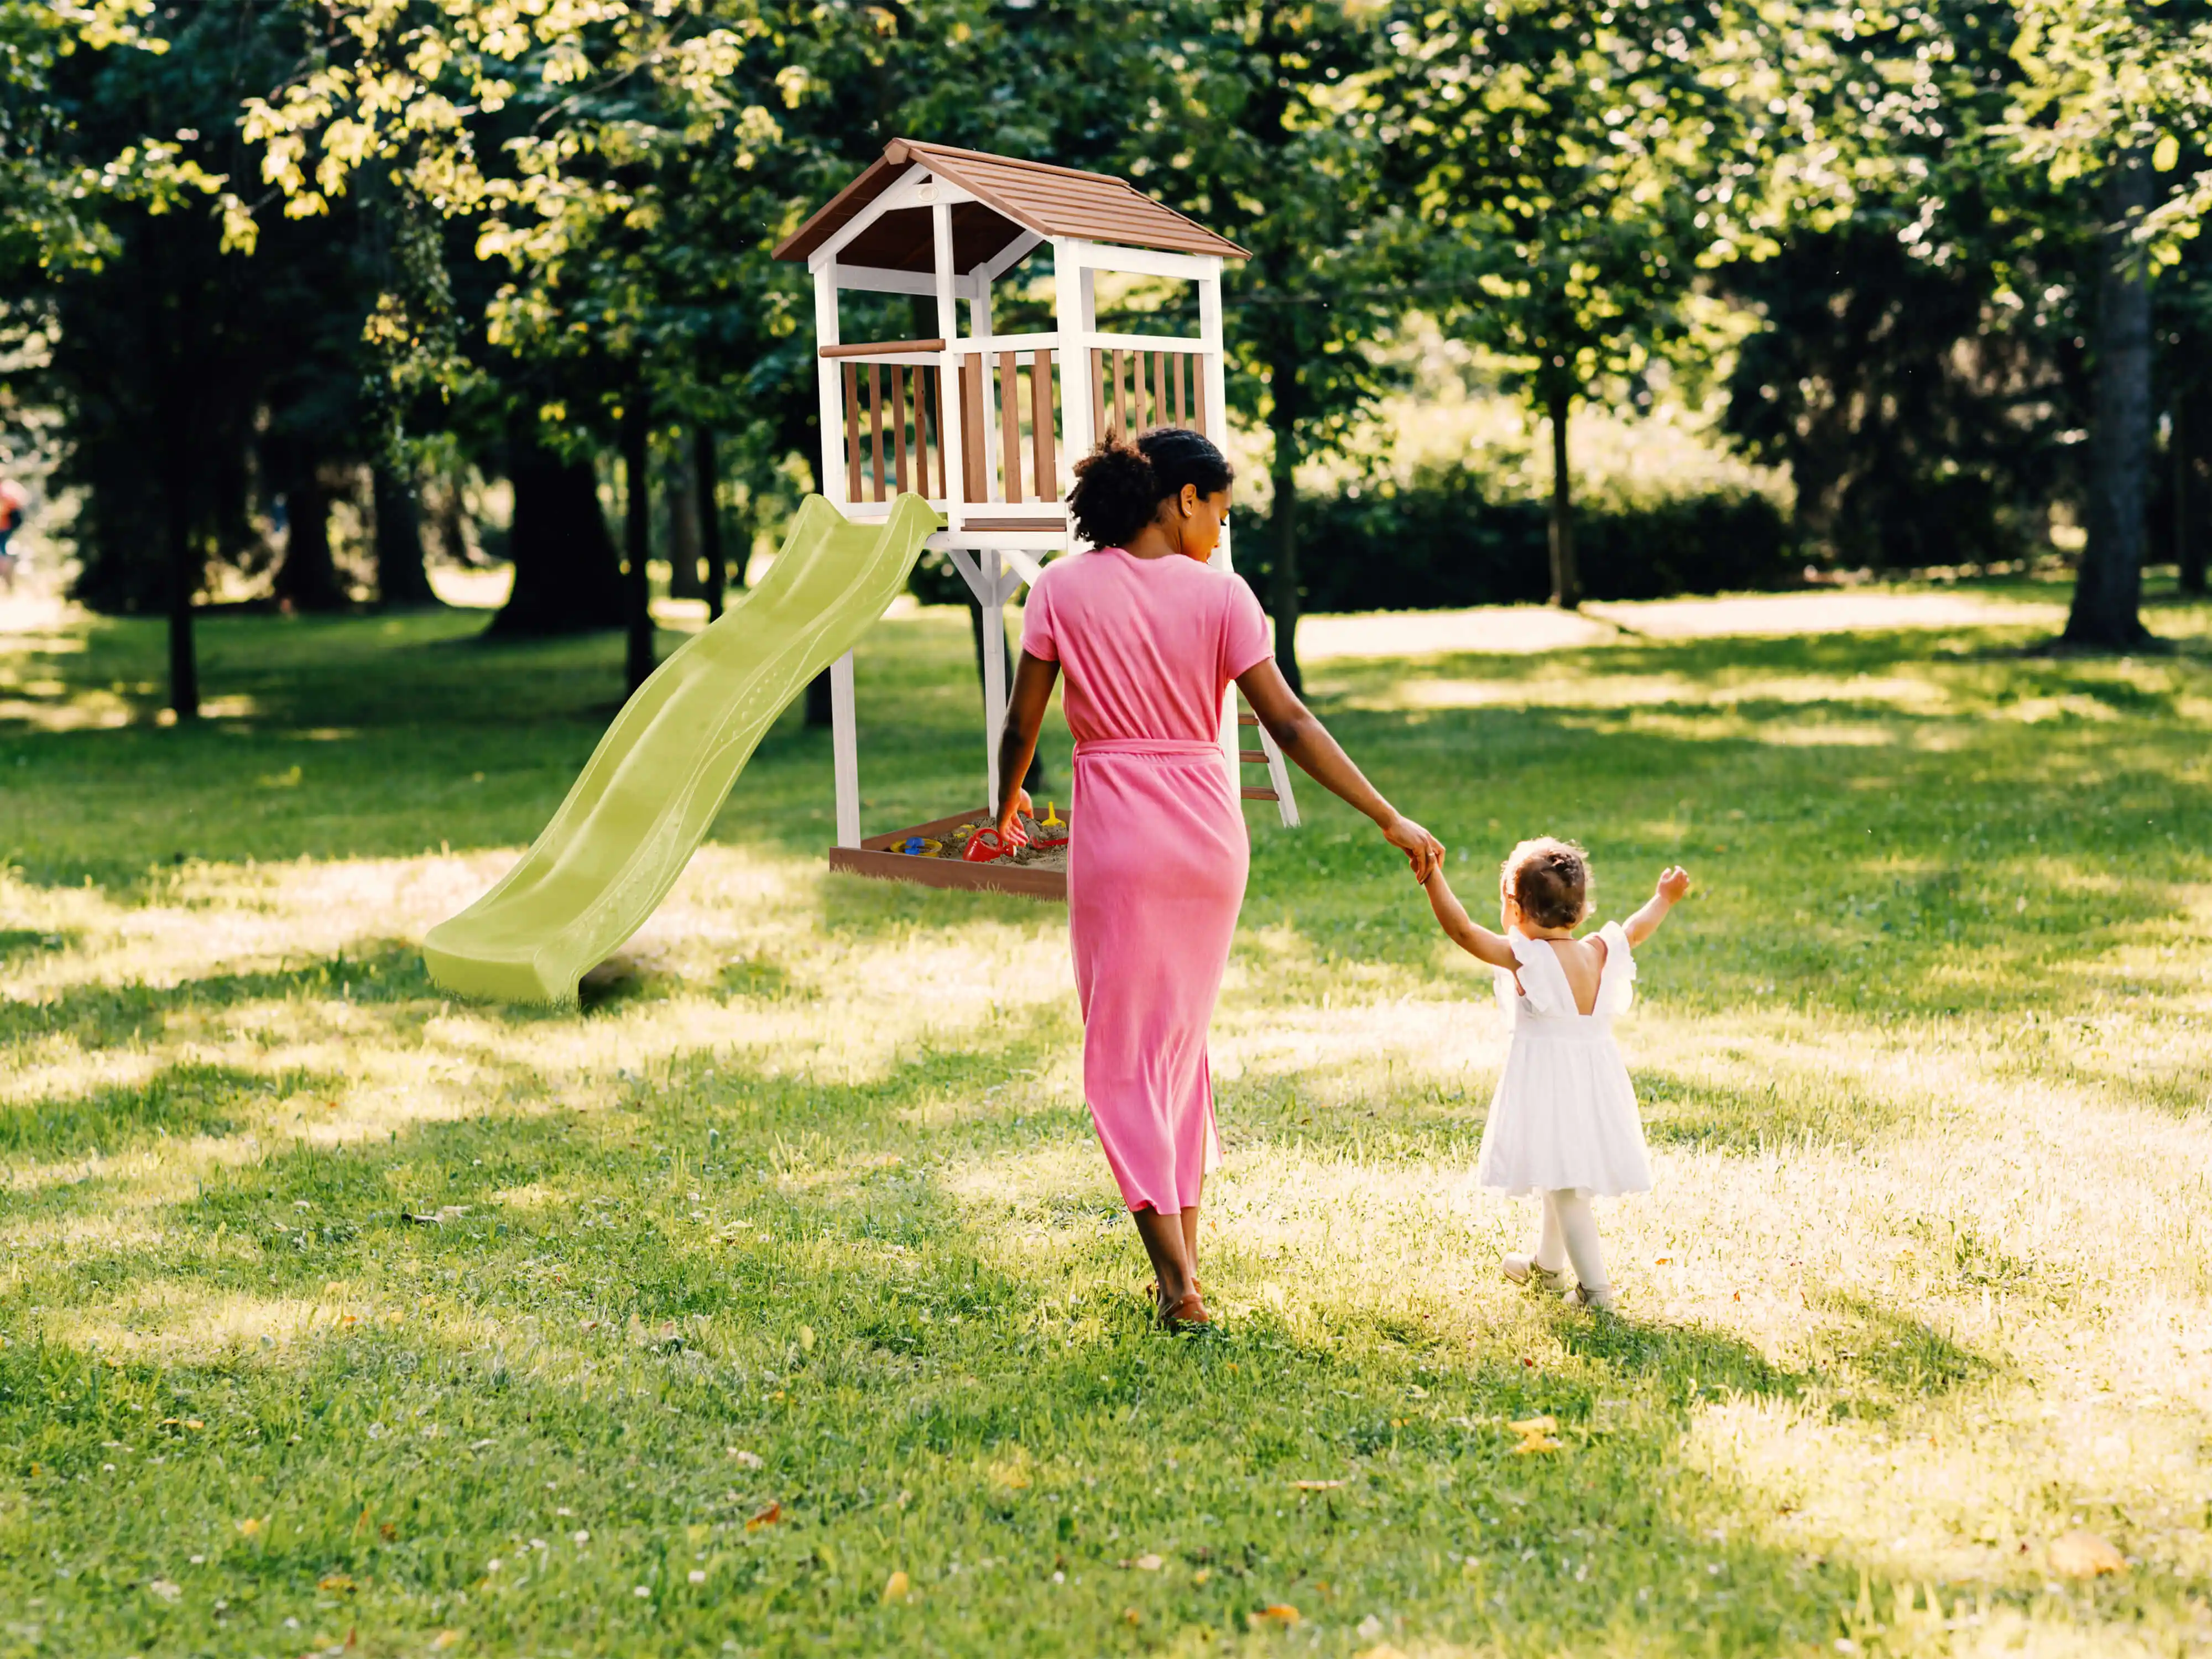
1246,465,1798,612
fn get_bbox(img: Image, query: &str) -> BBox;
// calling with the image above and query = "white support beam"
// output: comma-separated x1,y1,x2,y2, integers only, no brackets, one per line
981,547,1008,808
830,651,860,848
1053,240,1094,533
830,265,985,301
933,202,966,536
971,276,999,504
807,165,930,271
1067,243,1226,285
813,265,844,507
978,229,1045,283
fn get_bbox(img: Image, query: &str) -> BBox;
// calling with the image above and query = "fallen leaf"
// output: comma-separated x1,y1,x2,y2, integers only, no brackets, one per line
1130,1553,1164,1571
1192,1568,1213,1585
2049,1530,2126,1578
1512,1436,1563,1455
319,1573,357,1593
1290,1480,1344,1491
236,1517,265,1538
798,1325,816,1352
882,1569,910,1604
1249,1604,1301,1627
430,1635,462,1651
746,1501,782,1531
1122,1608,1141,1625
727,1448,764,1469
1507,1416,1558,1437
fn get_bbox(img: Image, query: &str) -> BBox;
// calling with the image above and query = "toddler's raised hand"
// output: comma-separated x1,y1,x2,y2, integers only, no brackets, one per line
1656,865,1692,903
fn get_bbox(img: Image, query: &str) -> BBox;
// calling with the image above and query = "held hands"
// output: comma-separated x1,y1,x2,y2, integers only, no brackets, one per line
1655,865,1692,904
1381,813,1445,883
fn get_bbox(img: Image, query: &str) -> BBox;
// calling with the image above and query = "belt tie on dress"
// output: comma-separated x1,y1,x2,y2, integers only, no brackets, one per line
1073,739,1222,758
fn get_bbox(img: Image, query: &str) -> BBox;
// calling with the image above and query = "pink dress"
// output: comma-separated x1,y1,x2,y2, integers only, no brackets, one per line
1019,549,1273,1214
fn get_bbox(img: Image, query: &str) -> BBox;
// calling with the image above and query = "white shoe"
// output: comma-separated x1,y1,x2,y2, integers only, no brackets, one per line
1502,1253,1572,1292
1565,1281,1618,1312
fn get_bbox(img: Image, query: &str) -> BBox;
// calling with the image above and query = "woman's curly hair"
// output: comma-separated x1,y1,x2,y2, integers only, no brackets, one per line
1066,427,1234,549
1501,837,1592,931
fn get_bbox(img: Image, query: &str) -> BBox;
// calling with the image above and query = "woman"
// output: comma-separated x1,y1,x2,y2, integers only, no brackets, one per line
994,429,1444,1329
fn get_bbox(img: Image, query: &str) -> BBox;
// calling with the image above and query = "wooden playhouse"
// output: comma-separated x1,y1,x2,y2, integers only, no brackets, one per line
771,139,1298,899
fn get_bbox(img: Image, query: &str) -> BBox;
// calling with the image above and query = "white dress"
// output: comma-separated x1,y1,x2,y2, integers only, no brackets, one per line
1474,922,1653,1198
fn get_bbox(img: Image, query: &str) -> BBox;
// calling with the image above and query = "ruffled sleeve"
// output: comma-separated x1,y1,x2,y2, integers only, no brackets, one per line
1595,921,1637,1015
1505,932,1579,1017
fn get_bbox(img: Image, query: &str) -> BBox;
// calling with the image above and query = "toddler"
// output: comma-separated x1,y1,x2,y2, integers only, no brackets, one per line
1421,838,1691,1310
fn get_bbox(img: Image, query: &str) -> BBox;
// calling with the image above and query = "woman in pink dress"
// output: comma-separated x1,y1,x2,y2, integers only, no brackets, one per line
994,429,1443,1329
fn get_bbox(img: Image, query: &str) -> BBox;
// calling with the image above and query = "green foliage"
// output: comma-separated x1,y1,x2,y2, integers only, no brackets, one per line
1297,466,1794,610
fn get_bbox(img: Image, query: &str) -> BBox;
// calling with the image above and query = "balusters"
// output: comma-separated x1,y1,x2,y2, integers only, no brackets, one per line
1031,351,1056,500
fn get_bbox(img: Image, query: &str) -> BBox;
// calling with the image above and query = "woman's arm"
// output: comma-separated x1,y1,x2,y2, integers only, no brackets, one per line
1421,867,1519,968
1623,865,1693,947
1235,658,1443,880
994,649,1061,836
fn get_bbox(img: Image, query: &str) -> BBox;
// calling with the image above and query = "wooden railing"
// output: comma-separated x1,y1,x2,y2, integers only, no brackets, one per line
1092,346,1208,442
827,336,1208,510
836,353,947,505
959,349,1060,508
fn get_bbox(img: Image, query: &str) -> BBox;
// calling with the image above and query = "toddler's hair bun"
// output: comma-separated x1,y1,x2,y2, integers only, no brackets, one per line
1501,836,1592,931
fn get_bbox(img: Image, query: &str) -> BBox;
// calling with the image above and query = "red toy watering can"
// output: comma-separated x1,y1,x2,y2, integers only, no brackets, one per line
962,825,1025,863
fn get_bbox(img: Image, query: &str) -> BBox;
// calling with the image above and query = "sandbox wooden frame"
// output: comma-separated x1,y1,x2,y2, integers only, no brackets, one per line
825,807,1072,901
774,139,1301,902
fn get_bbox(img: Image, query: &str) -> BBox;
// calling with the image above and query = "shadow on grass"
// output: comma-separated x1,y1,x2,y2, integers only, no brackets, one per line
0,1060,338,1161
1638,1068,1905,1155
0,940,439,1052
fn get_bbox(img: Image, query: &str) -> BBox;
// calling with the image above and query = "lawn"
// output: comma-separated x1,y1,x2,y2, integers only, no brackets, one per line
2,580,2210,1658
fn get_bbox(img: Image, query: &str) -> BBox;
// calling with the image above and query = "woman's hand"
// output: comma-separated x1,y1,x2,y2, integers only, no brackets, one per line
1380,812,1444,881
995,787,1034,844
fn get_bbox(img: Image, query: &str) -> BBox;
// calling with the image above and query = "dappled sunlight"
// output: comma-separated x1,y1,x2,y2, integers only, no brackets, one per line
6,592,2210,1655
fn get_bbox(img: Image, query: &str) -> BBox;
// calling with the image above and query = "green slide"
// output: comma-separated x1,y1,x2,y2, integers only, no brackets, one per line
424,493,940,1005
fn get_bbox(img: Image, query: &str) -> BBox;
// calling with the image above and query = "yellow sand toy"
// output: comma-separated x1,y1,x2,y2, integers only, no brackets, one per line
422,493,938,1004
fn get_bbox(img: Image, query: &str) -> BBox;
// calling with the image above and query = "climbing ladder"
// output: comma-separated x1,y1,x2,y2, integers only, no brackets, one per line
1237,700,1300,827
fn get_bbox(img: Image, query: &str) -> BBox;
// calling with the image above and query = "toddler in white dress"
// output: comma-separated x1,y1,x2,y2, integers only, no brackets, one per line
1421,838,1692,1310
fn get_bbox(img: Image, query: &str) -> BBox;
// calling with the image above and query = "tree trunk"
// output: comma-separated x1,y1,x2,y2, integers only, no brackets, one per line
696,425,727,619
1268,351,1304,695
2065,155,2156,648
1547,385,1581,609
2180,387,2209,597
372,465,441,607
165,455,199,721
665,431,705,599
273,470,347,612
488,419,624,636
623,391,656,695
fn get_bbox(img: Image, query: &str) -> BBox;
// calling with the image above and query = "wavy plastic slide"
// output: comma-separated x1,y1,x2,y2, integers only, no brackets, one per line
423,493,938,1004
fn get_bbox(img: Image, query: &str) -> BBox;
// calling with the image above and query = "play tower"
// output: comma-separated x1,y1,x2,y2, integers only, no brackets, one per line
771,139,1299,897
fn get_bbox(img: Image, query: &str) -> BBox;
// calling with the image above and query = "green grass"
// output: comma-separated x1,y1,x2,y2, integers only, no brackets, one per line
2,580,2210,1657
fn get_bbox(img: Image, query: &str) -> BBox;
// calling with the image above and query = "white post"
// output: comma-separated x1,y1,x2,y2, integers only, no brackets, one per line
814,265,844,507
971,276,999,502
982,547,1007,808
1197,264,1243,802
932,201,965,529
831,650,860,849
1053,241,1093,523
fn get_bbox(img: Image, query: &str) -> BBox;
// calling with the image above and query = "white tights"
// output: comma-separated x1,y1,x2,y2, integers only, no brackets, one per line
1532,1189,1610,1295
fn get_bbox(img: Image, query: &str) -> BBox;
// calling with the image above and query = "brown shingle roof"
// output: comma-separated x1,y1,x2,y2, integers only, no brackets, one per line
772,139,1248,269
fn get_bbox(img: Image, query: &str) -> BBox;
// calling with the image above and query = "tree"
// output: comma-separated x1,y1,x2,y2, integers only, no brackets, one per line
1123,2,1407,690
2005,0,2212,645
1385,0,1751,609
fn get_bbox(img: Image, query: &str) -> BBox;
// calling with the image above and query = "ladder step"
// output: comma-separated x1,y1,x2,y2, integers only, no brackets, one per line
1240,786,1280,802
1239,749,1268,764
1237,713,1259,726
